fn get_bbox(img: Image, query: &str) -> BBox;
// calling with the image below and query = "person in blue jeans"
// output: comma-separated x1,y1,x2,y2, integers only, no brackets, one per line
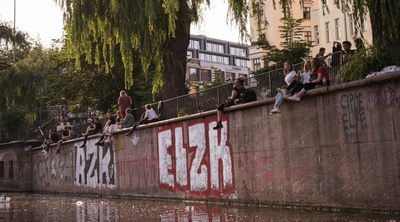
270,61,298,114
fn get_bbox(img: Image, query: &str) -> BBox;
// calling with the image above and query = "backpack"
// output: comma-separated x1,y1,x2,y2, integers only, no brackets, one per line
235,89,257,104
242,89,257,103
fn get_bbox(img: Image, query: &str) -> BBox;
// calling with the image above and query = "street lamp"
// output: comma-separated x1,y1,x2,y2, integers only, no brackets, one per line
13,0,16,64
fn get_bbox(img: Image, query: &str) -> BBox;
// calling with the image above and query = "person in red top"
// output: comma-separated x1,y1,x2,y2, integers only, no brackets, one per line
288,57,329,101
118,90,132,118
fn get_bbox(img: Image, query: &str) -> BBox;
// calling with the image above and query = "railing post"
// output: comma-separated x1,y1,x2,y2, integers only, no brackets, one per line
268,72,272,98
217,86,220,105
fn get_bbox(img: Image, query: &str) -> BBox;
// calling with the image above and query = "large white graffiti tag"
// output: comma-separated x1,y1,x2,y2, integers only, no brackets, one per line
75,143,116,188
157,118,235,198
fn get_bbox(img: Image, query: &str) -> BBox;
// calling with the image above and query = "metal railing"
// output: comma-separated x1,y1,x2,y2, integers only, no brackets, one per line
134,53,343,120
1,53,343,143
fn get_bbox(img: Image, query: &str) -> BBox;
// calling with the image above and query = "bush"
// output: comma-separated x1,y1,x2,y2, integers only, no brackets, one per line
337,46,400,82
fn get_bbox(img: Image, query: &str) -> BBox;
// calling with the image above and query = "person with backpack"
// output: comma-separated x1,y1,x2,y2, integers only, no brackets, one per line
213,78,246,130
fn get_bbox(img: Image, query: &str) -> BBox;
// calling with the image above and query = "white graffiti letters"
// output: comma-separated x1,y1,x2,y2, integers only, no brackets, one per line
157,119,235,198
208,121,233,190
189,123,208,192
75,144,116,188
158,129,174,189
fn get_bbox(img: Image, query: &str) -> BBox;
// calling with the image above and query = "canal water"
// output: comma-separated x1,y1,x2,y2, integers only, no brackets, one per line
0,193,399,221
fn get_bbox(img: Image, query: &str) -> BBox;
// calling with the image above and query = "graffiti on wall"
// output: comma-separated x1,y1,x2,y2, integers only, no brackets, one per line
75,143,116,188
340,93,367,139
37,149,74,186
367,82,399,106
157,117,235,198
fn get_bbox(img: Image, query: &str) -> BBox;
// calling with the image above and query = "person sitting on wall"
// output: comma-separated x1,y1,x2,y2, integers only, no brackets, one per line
213,78,245,130
56,126,79,153
55,126,69,153
126,104,159,135
79,117,102,148
95,112,117,146
288,57,329,101
118,108,135,128
42,129,60,155
270,61,298,114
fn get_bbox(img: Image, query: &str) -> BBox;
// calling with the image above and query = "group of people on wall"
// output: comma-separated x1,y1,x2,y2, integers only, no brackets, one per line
42,39,363,147
41,90,159,154
212,39,363,128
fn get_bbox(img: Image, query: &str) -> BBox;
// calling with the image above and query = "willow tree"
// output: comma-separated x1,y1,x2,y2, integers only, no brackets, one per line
57,0,399,100
55,0,250,100
330,0,400,54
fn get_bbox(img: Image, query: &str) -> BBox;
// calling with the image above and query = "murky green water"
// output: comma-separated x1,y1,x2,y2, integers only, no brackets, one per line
0,193,399,221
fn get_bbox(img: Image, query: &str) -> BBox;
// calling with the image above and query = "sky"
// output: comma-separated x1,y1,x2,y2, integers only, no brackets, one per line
0,0,244,48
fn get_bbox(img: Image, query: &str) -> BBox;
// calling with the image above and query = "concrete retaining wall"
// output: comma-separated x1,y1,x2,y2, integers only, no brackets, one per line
1,72,400,211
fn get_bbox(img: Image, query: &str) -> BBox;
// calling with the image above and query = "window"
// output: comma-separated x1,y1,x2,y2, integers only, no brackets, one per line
325,22,331,43
188,67,199,81
253,58,261,71
199,53,229,65
226,72,235,81
9,161,13,179
0,161,4,178
259,9,265,23
187,51,193,59
206,42,224,53
201,69,212,82
303,7,311,19
350,14,355,35
235,58,249,67
188,40,200,49
335,18,341,40
230,46,247,57
362,16,367,32
314,25,319,45
304,31,312,44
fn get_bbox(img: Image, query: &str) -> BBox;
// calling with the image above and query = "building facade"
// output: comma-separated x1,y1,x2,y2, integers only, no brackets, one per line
186,35,250,88
249,0,373,72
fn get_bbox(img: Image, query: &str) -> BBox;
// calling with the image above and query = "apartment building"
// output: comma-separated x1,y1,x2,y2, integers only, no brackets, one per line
311,1,372,57
249,0,372,72
186,35,250,87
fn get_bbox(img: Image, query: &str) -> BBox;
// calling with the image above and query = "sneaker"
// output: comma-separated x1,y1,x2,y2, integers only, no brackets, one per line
288,95,301,101
213,123,223,130
277,88,287,95
270,108,281,113
283,94,290,100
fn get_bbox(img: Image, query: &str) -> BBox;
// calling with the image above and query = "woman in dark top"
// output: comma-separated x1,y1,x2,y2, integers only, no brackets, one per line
288,57,329,101
213,78,245,130
79,118,102,148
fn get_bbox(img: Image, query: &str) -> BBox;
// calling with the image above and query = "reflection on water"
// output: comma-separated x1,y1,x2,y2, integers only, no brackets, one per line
0,193,399,221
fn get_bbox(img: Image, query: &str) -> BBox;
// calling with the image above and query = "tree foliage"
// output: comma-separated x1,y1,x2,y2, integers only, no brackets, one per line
253,15,311,73
55,0,251,99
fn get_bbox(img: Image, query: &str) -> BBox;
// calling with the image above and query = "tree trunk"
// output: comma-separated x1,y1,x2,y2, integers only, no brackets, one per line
162,2,191,100
368,1,400,55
